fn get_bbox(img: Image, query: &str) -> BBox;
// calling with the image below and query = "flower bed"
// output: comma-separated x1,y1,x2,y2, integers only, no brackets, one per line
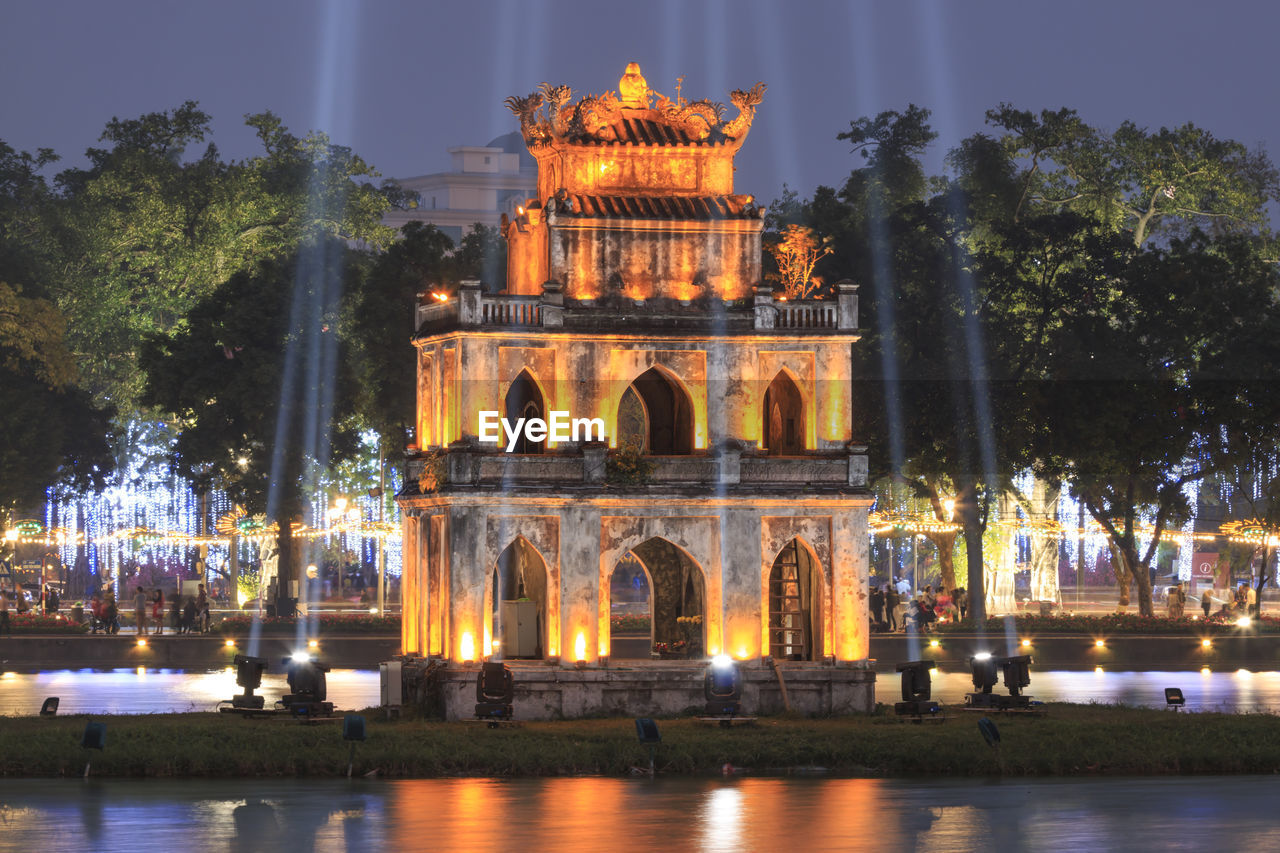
610,614,650,633
935,613,1280,636
216,614,400,636
4,614,89,634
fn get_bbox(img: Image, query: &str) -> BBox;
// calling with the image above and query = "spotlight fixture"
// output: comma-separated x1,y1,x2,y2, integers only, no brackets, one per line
965,654,1035,711
282,653,333,717
894,660,941,720
475,660,514,725
227,654,268,710
704,656,744,722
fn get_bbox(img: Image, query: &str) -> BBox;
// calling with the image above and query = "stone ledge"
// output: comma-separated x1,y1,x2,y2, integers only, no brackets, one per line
438,661,875,720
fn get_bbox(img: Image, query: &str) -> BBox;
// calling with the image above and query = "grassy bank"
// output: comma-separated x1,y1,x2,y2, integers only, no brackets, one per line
1,705,1276,778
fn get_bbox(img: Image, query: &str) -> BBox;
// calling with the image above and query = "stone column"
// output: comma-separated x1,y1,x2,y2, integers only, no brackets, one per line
448,503,488,662
753,284,776,330
832,504,872,661
836,279,859,330
560,504,602,665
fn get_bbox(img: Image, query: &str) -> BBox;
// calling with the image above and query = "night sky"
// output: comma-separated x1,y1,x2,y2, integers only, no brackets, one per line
3,0,1277,206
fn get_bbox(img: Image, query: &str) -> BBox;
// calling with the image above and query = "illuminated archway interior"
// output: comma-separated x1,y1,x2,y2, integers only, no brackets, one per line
768,539,822,661
491,537,547,659
504,370,546,454
616,367,694,455
763,371,805,455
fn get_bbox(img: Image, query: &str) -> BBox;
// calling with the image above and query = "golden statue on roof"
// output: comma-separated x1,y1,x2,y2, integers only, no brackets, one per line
505,63,765,148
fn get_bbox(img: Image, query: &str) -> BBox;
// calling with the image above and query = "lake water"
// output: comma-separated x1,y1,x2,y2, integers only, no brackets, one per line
0,776,1273,852
1,666,1278,716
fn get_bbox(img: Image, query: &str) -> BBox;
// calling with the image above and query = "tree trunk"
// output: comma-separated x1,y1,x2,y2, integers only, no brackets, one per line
1108,538,1131,609
955,479,986,627
1028,479,1062,605
274,520,299,618
1120,540,1155,617
1255,544,1272,618
923,531,958,593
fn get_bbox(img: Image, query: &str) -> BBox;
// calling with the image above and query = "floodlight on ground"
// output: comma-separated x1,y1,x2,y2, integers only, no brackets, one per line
1094,639,1105,648
136,638,147,648
969,654,998,694
39,697,59,716
977,717,1001,748
282,653,331,716
475,660,514,724
1201,639,1212,649
291,649,311,663
230,654,268,710
1165,687,1185,710
894,660,942,719
81,720,105,778
635,718,661,775
998,654,1032,696
929,639,939,648
1236,616,1252,628
1021,639,1032,648
704,656,743,719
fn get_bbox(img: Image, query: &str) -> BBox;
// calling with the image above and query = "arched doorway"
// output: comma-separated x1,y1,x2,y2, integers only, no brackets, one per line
490,537,547,659
616,367,694,454
768,539,822,661
504,370,545,453
605,552,653,659
763,370,805,455
612,537,705,657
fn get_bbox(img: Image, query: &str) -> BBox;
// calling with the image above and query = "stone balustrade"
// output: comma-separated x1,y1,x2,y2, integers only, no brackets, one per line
404,446,867,491
415,279,859,334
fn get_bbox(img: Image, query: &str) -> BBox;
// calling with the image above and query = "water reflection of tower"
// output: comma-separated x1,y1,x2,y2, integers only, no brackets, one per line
397,64,873,710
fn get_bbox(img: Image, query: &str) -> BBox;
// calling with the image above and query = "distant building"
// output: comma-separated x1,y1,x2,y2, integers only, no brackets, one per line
383,132,536,243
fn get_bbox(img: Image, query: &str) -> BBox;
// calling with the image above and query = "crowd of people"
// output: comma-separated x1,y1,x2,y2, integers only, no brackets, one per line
868,578,968,633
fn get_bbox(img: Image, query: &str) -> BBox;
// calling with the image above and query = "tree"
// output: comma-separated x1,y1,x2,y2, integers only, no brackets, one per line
766,224,831,299
51,102,394,415
141,238,364,615
1035,234,1280,615
0,142,115,525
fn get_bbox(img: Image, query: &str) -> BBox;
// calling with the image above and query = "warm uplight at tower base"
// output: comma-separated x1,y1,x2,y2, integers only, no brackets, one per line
574,631,587,662
460,632,476,662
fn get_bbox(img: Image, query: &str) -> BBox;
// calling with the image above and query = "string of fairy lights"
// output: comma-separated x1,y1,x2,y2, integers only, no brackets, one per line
7,424,404,586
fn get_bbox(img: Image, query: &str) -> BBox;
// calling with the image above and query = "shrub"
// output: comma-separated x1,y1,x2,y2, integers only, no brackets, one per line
216,613,400,636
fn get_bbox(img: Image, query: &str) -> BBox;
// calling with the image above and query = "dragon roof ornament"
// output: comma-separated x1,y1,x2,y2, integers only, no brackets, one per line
505,63,765,148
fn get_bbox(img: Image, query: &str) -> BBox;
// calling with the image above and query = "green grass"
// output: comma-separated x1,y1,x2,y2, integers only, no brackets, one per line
2,704,1278,778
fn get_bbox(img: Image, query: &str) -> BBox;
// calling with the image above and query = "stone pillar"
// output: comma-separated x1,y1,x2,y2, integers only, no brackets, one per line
560,504,602,665
831,505,872,661
836,279,859,330
582,443,607,484
847,444,868,487
715,440,742,486
458,281,483,325
541,280,564,328
753,284,776,330
721,508,760,660
448,504,488,662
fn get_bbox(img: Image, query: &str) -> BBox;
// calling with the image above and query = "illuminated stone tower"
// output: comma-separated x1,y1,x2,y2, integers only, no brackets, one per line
397,64,873,717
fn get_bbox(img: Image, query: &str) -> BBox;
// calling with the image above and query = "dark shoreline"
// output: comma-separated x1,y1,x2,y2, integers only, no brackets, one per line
1,705,1277,779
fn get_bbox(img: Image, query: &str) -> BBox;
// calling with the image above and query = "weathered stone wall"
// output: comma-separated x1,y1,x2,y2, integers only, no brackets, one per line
547,220,762,301
438,661,876,720
413,332,855,454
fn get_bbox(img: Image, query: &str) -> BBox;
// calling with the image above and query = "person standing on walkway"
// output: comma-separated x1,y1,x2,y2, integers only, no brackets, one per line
151,588,165,635
133,585,148,635
1201,588,1212,618
885,585,900,632
869,585,885,631
0,589,10,636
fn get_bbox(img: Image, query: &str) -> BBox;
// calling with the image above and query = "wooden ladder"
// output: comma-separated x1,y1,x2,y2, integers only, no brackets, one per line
769,541,808,660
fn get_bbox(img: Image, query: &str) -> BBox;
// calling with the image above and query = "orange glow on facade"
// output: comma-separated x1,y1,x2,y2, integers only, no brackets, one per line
460,631,476,662
574,631,587,662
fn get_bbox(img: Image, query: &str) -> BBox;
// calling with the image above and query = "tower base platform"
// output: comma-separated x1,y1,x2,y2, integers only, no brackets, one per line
432,660,876,721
